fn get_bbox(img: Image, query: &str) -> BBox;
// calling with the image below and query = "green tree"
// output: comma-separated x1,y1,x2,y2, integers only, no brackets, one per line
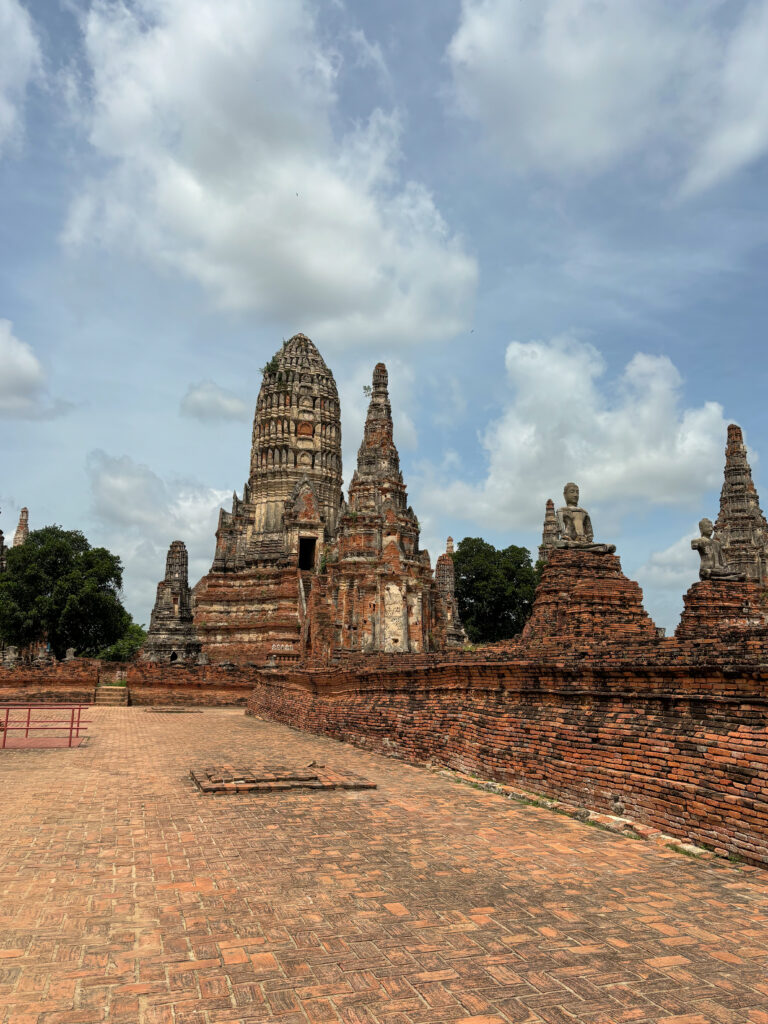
452,537,538,643
97,621,148,662
0,526,130,659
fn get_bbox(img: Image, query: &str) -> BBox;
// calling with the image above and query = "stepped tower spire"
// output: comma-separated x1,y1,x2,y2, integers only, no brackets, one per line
347,363,409,516
538,498,559,564
13,508,29,547
211,333,343,570
355,363,400,483
713,424,768,582
327,362,433,655
435,537,467,647
142,540,201,663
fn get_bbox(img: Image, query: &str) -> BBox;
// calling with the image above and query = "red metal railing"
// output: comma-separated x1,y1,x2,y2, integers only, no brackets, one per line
0,704,90,749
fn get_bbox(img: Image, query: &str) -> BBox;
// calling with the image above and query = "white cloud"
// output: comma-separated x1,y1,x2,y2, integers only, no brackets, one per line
681,1,768,196
64,0,476,347
418,335,729,533
87,450,228,620
0,0,41,155
0,319,68,419
639,529,701,592
180,380,249,422
348,27,392,91
448,0,768,194
635,527,703,635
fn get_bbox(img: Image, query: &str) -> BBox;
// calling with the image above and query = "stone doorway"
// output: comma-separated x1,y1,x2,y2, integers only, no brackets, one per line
298,536,316,571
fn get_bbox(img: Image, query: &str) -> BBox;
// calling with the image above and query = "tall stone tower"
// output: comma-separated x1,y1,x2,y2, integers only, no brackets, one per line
342,363,419,550
13,508,29,547
538,499,559,564
212,334,342,571
316,363,437,655
435,538,467,647
714,424,768,581
193,334,343,664
142,540,201,663
191,343,461,666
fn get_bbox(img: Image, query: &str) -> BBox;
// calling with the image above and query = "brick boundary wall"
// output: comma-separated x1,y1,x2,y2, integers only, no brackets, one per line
247,660,768,866
0,661,254,707
5,652,768,866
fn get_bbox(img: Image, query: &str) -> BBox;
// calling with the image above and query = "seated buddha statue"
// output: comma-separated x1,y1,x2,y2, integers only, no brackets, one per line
554,482,616,554
691,518,743,581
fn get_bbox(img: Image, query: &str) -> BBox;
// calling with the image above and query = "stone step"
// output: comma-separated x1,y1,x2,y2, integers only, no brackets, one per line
95,686,129,705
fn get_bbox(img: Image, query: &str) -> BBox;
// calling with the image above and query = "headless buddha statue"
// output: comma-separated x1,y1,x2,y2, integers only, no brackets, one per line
555,482,616,554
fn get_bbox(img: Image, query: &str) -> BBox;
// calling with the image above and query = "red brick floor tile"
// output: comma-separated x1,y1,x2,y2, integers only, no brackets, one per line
1,708,768,1024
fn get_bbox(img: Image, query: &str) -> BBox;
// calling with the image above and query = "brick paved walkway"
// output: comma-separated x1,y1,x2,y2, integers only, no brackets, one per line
1,708,767,1024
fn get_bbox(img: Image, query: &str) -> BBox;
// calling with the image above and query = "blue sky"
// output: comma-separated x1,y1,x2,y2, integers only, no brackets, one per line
2,0,768,632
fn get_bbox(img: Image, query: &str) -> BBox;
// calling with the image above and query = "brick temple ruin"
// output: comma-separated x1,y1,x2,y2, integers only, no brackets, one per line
139,333,768,669
4,390,768,865
142,334,465,666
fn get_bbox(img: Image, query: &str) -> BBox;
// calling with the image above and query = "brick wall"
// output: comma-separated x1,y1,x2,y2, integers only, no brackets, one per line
247,660,768,866
0,661,255,706
0,660,100,704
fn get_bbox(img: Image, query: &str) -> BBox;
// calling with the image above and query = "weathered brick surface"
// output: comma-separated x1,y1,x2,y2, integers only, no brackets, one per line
6,544,768,867
0,660,254,707
519,547,660,652
0,660,99,704
248,660,768,866
2,707,768,1023
677,579,768,641
192,565,306,666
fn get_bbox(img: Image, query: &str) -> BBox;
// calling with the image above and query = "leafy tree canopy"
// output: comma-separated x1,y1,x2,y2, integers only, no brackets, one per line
452,537,538,644
97,621,148,662
0,526,131,659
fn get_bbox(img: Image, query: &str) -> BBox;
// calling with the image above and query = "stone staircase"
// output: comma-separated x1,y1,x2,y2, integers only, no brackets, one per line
94,684,130,706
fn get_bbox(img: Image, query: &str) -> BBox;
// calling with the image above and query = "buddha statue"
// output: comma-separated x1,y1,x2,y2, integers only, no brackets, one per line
691,517,743,581
555,482,616,554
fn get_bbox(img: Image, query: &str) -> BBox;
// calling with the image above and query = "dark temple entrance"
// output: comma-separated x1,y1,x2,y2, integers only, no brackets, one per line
298,537,317,571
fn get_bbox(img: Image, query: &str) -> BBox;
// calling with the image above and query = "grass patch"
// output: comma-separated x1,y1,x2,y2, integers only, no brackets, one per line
665,842,702,858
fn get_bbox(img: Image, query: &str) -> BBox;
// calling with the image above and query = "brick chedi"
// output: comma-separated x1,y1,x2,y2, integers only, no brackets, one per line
307,363,439,658
714,424,768,581
435,538,467,647
13,508,29,547
521,483,657,654
677,425,768,643
537,498,559,564
191,334,344,664
521,547,659,653
141,541,201,664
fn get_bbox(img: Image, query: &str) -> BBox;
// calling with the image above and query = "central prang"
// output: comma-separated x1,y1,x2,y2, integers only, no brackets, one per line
145,333,465,665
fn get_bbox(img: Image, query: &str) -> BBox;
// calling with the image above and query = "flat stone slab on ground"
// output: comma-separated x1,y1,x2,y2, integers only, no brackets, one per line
191,762,376,793
1,706,767,1023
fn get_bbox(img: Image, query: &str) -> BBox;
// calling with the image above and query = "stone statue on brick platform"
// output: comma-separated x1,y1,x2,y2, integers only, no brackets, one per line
555,483,615,554
691,518,744,581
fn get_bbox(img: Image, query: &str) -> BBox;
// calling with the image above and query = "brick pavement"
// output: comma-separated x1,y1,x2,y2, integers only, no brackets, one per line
0,707,767,1024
